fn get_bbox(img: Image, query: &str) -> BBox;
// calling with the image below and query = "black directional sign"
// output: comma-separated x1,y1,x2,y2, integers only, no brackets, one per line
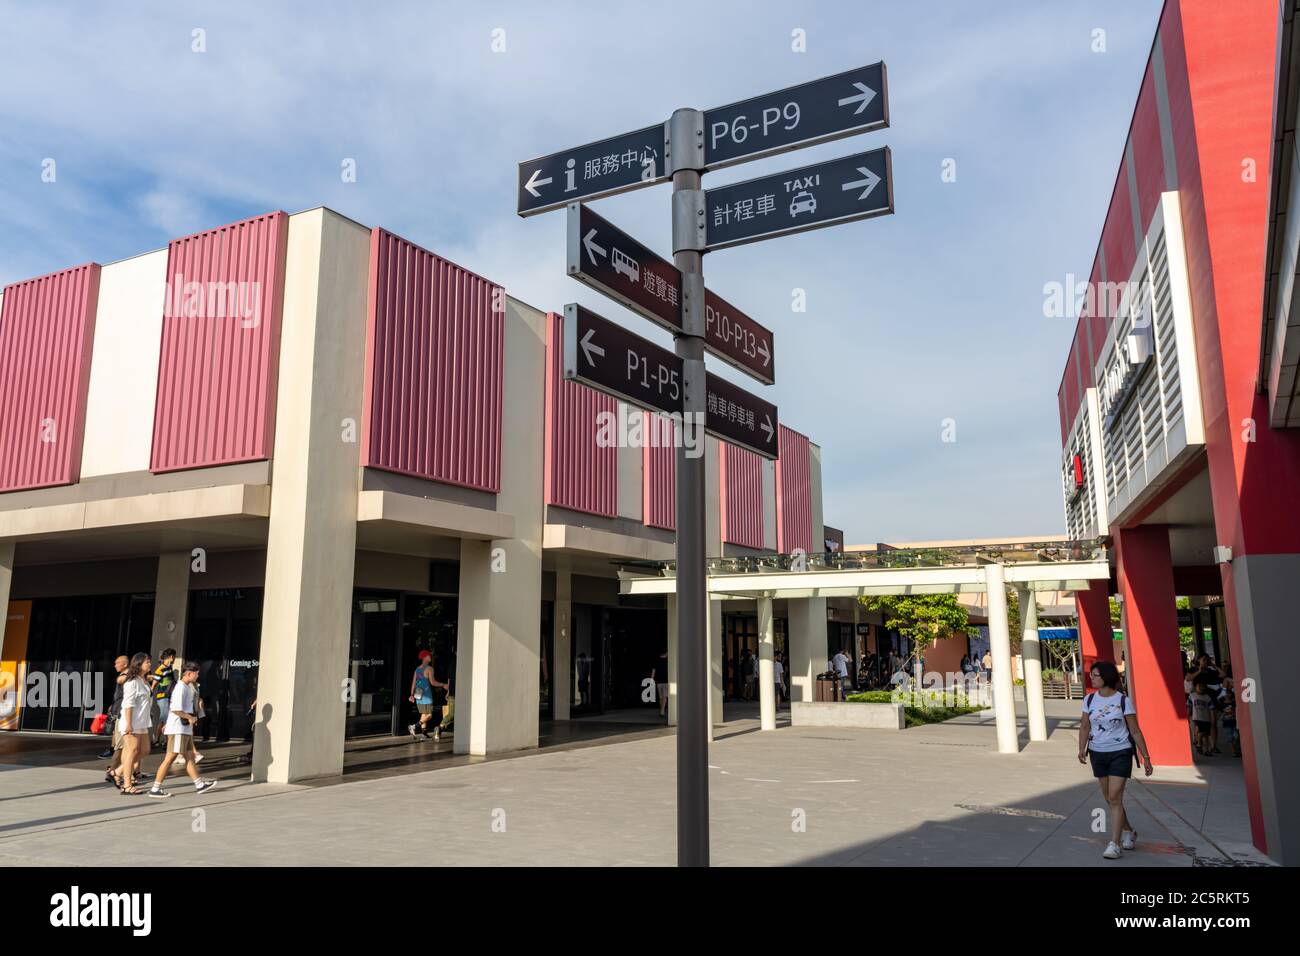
563,304,682,417
706,372,779,459
704,62,888,169
567,203,683,333
704,147,893,250
704,290,774,385
518,125,667,216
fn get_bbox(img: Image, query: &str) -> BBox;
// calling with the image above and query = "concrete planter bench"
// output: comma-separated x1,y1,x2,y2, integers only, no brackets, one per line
790,701,905,730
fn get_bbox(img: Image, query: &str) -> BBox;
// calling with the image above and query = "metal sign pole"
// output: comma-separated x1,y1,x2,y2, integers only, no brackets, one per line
668,107,709,867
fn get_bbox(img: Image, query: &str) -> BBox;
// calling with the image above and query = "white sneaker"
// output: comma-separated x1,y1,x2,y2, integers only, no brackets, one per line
407,723,419,739
1103,841,1122,860
1121,829,1137,850
193,753,204,764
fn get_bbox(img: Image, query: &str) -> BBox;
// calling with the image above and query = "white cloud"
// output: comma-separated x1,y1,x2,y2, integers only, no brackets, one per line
0,0,1164,541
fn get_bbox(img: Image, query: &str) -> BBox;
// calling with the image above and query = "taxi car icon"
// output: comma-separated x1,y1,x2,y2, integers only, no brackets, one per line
789,191,817,217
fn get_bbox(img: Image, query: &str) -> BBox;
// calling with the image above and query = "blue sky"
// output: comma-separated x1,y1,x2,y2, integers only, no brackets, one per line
0,0,1163,543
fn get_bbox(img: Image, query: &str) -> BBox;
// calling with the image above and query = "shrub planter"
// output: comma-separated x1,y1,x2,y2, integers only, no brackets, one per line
790,701,905,730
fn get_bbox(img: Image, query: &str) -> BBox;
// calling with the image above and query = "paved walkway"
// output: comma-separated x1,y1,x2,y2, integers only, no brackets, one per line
0,700,1272,866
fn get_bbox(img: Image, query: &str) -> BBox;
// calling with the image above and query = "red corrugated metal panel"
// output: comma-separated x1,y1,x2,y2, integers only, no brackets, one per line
150,212,288,472
720,441,764,549
0,264,100,492
776,425,812,554
361,229,503,492
544,312,617,516
643,413,676,530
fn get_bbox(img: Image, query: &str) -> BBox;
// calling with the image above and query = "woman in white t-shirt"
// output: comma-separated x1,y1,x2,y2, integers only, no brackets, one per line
113,653,154,794
1078,659,1153,860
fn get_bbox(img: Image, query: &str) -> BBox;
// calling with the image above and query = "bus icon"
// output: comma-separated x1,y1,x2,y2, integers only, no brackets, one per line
612,247,639,282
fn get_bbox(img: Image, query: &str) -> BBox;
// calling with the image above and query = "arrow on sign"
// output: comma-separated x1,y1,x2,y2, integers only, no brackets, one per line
757,339,771,368
842,166,882,200
761,415,775,442
524,168,552,198
579,327,605,365
837,82,877,115
583,228,607,266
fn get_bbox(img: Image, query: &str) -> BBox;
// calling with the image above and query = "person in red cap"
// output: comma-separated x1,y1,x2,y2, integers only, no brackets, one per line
407,650,444,740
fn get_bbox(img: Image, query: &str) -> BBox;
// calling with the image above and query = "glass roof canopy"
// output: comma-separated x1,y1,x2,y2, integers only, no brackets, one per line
616,539,1107,580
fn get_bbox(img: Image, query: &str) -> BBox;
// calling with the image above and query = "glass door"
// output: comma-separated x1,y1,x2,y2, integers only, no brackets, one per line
18,601,60,731
347,593,399,738
399,594,458,735
539,601,554,721
188,589,263,742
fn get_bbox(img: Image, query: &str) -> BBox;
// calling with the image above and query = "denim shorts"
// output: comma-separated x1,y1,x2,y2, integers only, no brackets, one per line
1089,747,1134,779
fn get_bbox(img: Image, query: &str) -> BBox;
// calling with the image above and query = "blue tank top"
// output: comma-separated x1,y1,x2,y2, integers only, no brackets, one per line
414,665,433,704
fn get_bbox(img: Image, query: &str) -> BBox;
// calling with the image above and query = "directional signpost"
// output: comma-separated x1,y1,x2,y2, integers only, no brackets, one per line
704,290,774,384
703,62,888,168
705,371,778,458
518,125,667,216
705,147,893,250
567,203,683,333
519,61,896,869
569,204,777,382
563,304,682,416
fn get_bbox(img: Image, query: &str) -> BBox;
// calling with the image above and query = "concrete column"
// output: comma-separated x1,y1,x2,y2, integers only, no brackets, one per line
1076,581,1114,675
254,208,370,784
1017,586,1047,743
985,564,1018,754
707,598,723,732
787,596,826,702
1224,553,1300,864
455,537,542,755
454,295,546,755
150,552,191,662
553,566,571,721
1114,525,1192,767
666,594,677,726
757,596,775,730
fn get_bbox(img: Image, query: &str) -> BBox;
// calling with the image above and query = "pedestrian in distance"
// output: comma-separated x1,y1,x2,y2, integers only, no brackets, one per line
652,649,669,720
112,653,154,795
1079,660,1154,860
1189,681,1215,756
407,650,445,741
1188,654,1223,753
101,655,129,770
741,649,756,701
149,648,178,747
831,646,852,698
772,654,785,707
147,662,218,798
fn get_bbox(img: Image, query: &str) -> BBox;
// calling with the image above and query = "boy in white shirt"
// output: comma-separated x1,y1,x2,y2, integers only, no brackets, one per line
147,662,218,798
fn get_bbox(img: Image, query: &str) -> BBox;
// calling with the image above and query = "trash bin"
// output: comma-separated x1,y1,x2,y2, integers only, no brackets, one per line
816,673,840,702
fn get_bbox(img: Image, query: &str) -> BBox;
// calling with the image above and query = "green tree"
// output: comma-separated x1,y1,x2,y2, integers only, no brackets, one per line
860,594,970,686
1176,597,1195,650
